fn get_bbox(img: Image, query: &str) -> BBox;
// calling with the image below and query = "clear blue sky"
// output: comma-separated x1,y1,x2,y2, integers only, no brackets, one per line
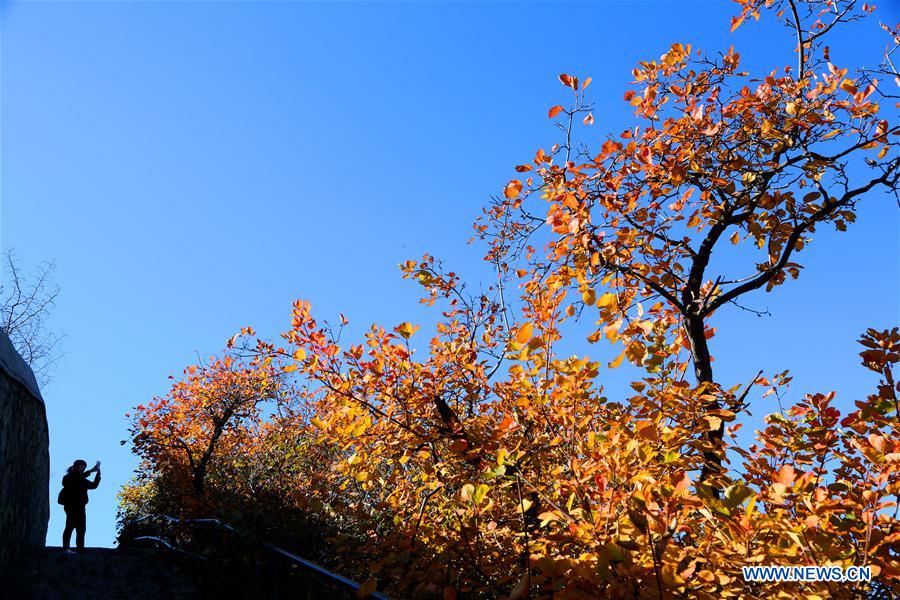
2,1,897,548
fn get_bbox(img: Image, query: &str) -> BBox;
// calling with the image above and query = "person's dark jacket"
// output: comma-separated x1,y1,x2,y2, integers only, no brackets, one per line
61,471,101,506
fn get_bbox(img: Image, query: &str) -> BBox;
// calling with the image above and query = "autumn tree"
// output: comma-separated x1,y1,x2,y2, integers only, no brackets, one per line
125,1,899,598
127,335,285,508
486,0,897,488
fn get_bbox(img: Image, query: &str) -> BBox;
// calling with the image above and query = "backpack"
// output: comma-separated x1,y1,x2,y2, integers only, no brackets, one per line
57,488,66,505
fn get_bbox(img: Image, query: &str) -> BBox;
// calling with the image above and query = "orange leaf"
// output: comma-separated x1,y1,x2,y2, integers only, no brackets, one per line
775,464,796,486
548,105,565,119
504,180,523,199
515,322,534,344
608,351,626,369
839,79,857,94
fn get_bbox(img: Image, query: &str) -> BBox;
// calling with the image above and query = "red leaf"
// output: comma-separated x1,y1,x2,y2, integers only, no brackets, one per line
558,73,578,90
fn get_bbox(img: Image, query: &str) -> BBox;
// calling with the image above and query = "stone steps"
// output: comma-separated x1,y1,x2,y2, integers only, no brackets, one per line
0,546,208,599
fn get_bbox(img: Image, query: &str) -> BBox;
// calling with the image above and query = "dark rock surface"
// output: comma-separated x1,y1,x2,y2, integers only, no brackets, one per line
0,329,49,579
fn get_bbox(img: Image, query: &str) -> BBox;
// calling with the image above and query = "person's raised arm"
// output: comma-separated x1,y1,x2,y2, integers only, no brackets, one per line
86,468,101,489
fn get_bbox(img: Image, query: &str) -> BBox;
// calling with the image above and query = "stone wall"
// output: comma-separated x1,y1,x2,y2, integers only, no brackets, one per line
0,329,49,578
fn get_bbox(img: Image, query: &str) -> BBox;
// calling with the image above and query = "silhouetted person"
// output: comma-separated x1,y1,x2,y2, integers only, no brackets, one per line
61,459,101,552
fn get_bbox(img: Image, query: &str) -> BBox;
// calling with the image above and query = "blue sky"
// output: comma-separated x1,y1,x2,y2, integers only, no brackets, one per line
2,1,897,548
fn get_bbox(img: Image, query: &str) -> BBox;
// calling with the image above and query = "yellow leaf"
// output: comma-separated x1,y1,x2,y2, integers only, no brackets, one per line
730,231,740,245
292,348,307,360
473,484,489,505
352,417,370,436
283,363,299,373
582,289,596,305
597,292,617,308
397,322,419,339
785,101,798,116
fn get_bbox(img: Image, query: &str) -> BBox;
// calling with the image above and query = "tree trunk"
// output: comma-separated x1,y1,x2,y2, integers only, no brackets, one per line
685,315,724,494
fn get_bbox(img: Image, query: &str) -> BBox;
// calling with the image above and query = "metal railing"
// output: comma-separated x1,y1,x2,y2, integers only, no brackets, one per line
120,514,391,600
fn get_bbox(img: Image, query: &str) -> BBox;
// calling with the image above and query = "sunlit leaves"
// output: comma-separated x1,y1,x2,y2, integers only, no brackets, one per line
125,2,899,598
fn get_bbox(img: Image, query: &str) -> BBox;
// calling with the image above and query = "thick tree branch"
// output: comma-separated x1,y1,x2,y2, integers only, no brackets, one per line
704,163,898,315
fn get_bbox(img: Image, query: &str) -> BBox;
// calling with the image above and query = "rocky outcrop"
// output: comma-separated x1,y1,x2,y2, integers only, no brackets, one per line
0,329,49,579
